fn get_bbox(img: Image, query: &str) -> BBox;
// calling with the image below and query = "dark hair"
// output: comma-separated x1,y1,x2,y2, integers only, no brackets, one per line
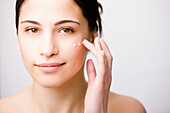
15,0,103,35
15,0,25,30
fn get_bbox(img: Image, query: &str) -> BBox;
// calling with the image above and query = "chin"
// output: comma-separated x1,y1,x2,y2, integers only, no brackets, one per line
40,83,62,88
33,73,75,88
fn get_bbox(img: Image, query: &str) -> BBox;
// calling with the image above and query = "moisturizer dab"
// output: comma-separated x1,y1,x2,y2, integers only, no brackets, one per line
78,43,81,46
73,42,82,47
73,43,77,47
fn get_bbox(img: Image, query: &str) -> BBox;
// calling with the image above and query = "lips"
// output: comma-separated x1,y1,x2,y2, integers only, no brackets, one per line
35,62,65,73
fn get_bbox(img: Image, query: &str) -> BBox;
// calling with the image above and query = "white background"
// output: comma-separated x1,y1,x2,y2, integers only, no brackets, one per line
0,0,170,113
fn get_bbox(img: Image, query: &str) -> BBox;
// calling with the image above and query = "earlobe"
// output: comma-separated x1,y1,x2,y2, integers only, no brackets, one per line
91,32,98,43
93,31,98,38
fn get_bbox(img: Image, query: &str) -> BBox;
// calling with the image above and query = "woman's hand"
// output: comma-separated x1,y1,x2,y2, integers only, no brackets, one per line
82,37,113,113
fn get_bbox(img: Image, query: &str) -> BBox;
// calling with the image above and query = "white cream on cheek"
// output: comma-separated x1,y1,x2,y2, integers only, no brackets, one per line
73,44,77,47
73,42,82,47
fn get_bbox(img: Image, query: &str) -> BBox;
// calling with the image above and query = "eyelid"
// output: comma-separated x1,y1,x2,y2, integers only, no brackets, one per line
25,27,40,33
57,27,75,33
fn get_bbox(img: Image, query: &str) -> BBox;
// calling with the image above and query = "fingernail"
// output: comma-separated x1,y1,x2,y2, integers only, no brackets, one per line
82,39,88,44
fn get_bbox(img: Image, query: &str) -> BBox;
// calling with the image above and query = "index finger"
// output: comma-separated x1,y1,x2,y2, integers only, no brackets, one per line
82,39,97,57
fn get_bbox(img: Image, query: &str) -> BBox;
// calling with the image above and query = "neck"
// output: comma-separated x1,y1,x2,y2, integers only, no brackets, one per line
30,66,87,113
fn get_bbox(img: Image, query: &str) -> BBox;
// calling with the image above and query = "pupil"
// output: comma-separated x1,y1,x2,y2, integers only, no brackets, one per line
64,28,69,32
32,29,37,32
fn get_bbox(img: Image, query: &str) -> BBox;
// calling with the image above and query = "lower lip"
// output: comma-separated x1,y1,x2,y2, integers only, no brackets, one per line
38,66,60,73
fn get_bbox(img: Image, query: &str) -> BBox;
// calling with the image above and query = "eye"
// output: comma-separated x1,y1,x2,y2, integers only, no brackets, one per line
60,28,74,33
26,28,39,33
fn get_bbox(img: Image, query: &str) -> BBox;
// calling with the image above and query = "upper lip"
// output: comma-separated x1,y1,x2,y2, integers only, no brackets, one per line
35,62,65,67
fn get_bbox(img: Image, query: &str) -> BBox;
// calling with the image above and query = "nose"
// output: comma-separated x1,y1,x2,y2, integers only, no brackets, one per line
40,34,58,58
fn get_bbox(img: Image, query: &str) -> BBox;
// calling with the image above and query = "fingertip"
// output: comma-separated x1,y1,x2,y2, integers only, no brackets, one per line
87,59,94,66
94,37,100,43
86,59,96,81
86,59,91,63
100,38,105,43
82,39,86,44
100,38,109,50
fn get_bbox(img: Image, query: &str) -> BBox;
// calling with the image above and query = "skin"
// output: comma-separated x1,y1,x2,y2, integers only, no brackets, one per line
0,0,146,113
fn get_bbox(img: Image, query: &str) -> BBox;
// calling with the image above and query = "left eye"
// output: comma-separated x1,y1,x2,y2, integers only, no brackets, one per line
60,28,73,33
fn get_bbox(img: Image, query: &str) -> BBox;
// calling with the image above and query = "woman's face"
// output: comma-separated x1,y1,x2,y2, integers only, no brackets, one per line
18,0,91,88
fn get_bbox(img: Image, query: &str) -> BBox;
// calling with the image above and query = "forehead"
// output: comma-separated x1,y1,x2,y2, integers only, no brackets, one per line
19,0,85,25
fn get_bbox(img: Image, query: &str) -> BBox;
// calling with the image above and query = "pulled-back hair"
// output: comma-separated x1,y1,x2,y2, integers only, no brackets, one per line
15,0,103,35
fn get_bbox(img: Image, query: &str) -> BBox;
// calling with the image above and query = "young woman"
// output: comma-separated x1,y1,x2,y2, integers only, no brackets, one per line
0,0,146,113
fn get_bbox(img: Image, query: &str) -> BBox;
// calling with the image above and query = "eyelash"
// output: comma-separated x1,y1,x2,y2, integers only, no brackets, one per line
59,28,74,34
25,28,39,33
25,27,75,34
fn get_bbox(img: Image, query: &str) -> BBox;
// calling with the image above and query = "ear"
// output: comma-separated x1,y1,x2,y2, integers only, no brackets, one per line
90,31,98,43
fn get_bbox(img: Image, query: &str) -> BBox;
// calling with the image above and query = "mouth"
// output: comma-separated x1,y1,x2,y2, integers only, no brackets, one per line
35,62,66,73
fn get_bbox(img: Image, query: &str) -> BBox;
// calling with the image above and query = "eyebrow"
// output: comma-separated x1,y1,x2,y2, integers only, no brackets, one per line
21,20,80,26
21,20,41,26
55,20,80,26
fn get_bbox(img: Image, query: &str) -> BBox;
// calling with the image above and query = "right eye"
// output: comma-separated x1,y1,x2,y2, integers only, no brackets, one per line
26,28,39,33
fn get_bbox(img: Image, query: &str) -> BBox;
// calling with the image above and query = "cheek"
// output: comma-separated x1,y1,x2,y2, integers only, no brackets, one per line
71,45,86,62
66,44,87,77
63,42,87,61
19,38,38,71
60,40,87,68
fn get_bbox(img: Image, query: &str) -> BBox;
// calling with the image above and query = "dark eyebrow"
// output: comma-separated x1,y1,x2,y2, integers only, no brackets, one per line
54,20,80,26
21,20,80,26
21,20,41,26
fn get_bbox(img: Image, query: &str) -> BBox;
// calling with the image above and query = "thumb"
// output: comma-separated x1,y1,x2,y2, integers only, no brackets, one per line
86,59,96,84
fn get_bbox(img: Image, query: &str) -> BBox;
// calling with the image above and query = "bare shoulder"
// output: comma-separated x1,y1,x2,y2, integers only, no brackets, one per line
0,95,18,113
0,87,31,113
108,92,146,113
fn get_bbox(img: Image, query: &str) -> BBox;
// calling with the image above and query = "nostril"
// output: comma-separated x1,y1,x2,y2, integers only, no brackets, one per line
50,53,55,57
40,52,44,56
